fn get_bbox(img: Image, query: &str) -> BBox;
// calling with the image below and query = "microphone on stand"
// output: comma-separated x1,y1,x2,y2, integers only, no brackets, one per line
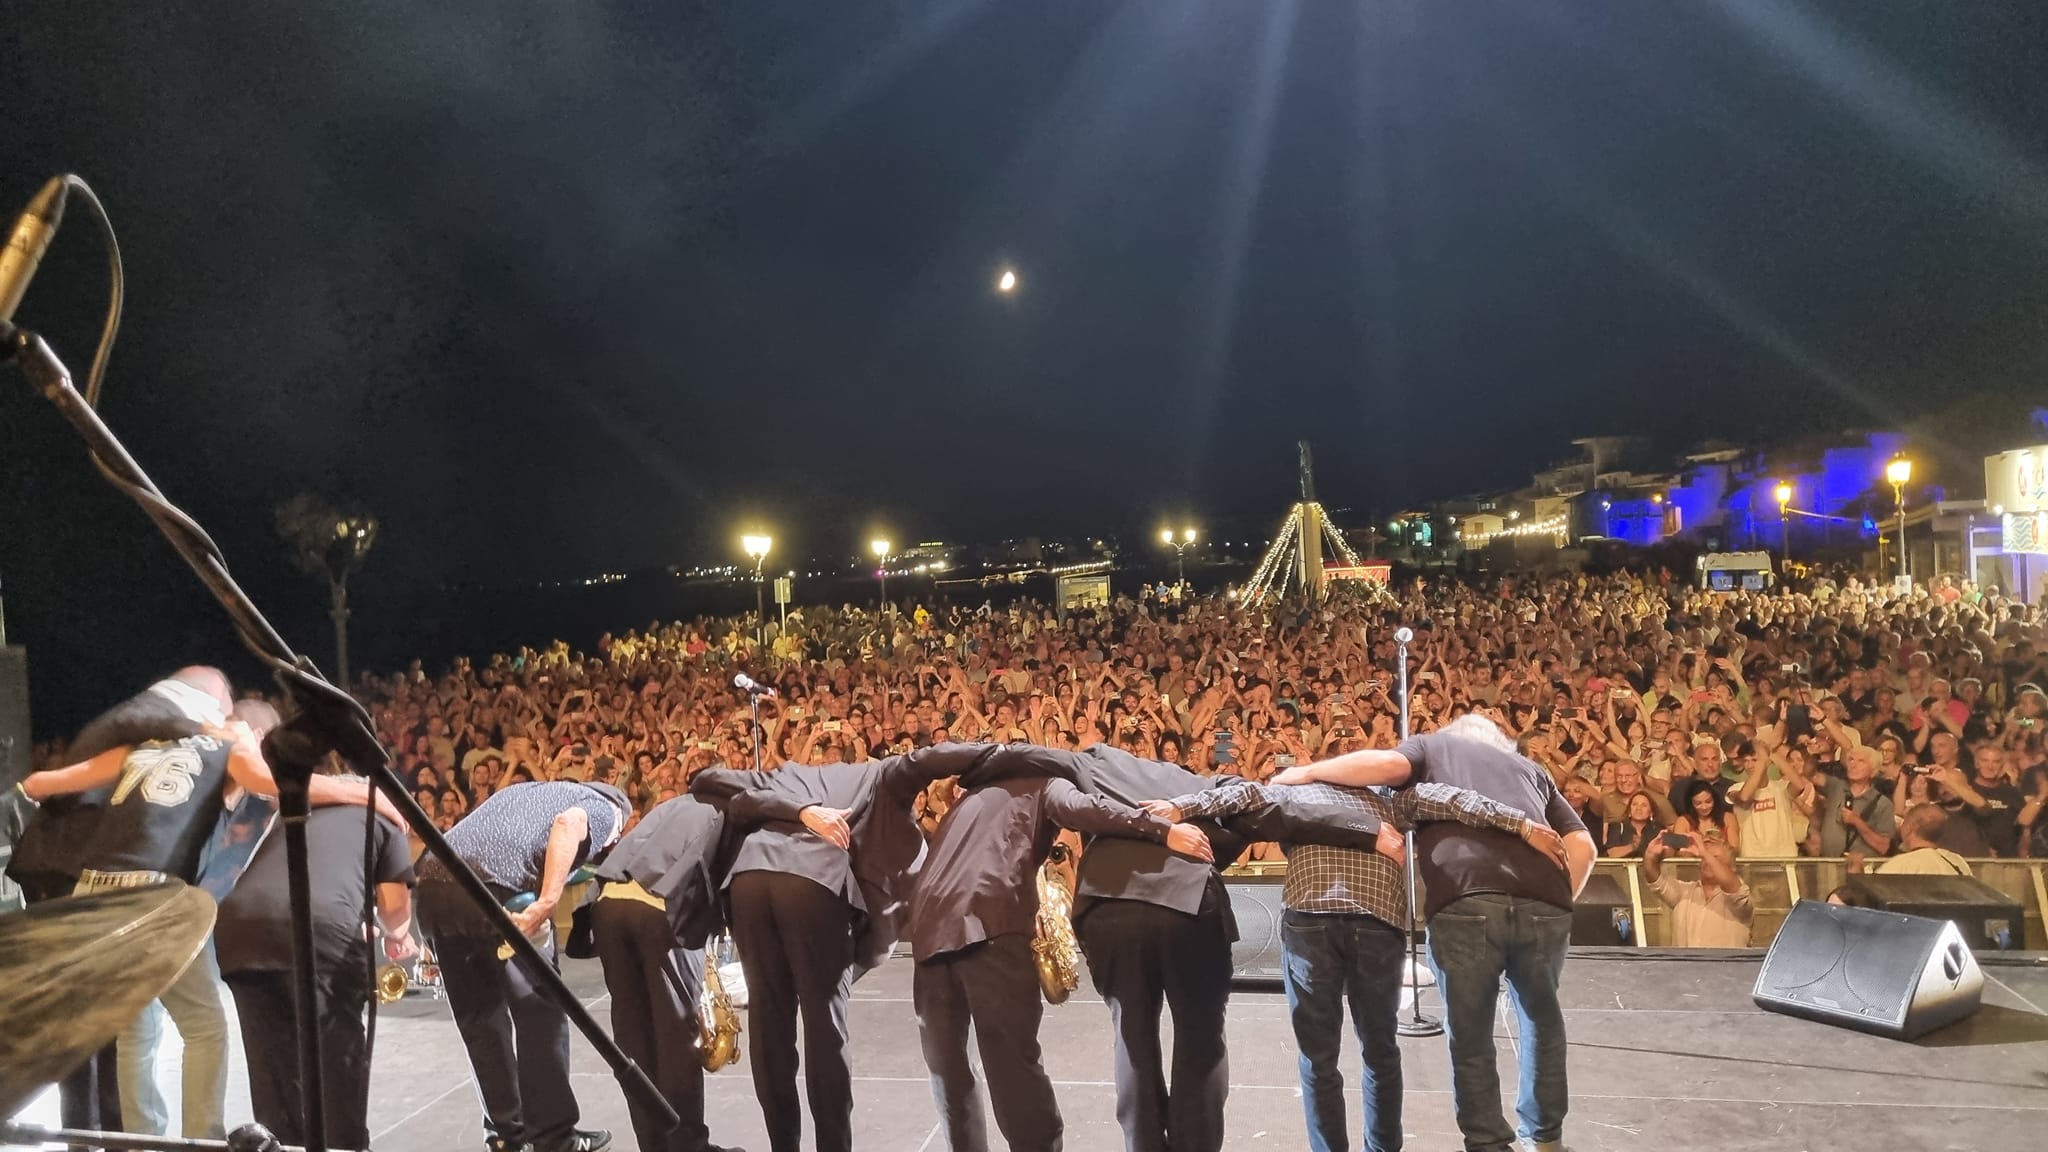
1394,626,1413,645
733,672,778,698
0,177,68,325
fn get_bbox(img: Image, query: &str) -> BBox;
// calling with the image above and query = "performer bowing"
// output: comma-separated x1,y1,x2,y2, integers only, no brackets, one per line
588,792,747,1152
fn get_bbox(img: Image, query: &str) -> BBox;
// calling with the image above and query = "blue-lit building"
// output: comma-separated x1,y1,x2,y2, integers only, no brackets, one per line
1469,431,1916,559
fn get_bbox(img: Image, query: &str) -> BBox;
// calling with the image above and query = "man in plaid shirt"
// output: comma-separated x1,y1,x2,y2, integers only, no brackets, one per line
1273,715,1595,1152
1147,773,1565,1152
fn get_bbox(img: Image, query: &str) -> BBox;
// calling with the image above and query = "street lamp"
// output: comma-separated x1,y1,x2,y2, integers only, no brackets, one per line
742,534,771,646
1886,456,1913,583
871,538,892,613
1161,527,1197,592
1774,482,1794,567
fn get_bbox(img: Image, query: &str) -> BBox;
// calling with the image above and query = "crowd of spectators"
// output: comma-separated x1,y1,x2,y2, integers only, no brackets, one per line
351,567,2048,882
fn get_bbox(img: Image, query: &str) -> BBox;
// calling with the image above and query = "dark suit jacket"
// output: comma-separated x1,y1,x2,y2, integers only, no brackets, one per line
689,742,995,970
908,773,1169,962
974,743,1385,942
592,794,729,950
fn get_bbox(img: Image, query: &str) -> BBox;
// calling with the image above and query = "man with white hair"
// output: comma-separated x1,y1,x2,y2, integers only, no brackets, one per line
1276,712,1595,1152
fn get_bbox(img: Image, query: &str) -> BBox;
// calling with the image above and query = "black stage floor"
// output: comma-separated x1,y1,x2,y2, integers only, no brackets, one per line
31,951,2044,1152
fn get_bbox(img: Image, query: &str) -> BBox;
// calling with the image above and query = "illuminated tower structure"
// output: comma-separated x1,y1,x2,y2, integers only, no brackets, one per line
1241,441,1364,604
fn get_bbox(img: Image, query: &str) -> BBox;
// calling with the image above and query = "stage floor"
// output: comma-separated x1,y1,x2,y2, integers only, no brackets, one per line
18,951,2048,1152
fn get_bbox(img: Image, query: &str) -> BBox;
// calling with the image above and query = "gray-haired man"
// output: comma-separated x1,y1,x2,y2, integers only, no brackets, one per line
1276,715,1595,1152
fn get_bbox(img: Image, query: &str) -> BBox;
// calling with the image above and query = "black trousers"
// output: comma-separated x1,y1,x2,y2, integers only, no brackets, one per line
223,965,373,1149
913,933,1062,1152
24,880,124,1143
591,896,714,1152
1077,897,1233,1152
418,879,580,1152
726,870,857,1152
56,1048,121,1146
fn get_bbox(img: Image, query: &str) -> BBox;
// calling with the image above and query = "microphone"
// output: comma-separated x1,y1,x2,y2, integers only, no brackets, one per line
1394,627,1414,644
0,177,68,325
733,673,777,698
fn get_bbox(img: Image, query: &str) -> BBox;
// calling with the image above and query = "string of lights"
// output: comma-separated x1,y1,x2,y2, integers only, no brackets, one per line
1460,513,1569,546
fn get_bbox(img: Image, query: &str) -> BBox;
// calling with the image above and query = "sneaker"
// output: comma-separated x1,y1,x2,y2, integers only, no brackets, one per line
1520,1140,1571,1152
567,1129,612,1152
484,1141,533,1152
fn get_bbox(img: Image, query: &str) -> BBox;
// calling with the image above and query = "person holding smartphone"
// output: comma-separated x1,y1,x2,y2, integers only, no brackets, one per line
1643,832,1752,947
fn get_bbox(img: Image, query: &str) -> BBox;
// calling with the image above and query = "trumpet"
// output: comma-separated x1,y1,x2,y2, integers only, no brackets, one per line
1033,842,1081,1005
698,935,743,1072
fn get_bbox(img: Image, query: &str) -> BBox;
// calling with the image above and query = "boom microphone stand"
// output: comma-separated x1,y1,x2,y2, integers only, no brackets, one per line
1391,626,1443,1038
1,317,677,1150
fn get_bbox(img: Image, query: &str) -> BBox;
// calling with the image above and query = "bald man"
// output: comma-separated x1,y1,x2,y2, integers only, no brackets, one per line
18,676,393,1139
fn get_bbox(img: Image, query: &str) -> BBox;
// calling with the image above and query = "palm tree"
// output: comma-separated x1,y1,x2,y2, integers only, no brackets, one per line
274,493,378,688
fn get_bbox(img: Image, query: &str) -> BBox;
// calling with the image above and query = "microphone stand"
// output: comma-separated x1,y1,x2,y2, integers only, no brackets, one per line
749,690,764,771
1392,626,1443,1038
2,321,679,1150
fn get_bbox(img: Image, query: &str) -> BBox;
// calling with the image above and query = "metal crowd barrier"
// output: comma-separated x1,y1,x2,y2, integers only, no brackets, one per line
1224,858,2048,950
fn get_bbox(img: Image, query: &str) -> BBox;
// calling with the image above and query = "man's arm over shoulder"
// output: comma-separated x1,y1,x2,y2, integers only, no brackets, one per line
1392,782,1529,836
1042,778,1168,843
883,742,997,801
688,766,778,806
1290,747,1415,789
19,745,131,801
1236,782,1388,852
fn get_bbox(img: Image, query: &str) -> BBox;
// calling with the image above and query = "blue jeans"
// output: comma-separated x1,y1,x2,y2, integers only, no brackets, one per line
1280,910,1407,1152
1426,894,1572,1152
118,941,230,1138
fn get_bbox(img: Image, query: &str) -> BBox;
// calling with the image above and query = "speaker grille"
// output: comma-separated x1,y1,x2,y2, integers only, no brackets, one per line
1753,899,1980,1038
1224,877,1287,982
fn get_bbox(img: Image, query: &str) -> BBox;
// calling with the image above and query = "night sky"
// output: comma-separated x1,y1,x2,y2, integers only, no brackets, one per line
3,3,2047,717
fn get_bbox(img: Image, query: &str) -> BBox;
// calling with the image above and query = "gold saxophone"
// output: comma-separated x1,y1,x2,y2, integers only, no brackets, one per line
698,935,743,1072
1033,843,1081,1005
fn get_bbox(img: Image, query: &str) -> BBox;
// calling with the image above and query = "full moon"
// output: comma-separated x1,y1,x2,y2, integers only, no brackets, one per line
997,268,1018,294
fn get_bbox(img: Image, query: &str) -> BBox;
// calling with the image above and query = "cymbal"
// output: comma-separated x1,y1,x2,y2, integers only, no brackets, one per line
0,882,216,1118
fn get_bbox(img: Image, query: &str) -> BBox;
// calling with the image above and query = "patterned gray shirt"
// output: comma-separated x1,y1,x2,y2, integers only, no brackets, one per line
1171,780,1531,929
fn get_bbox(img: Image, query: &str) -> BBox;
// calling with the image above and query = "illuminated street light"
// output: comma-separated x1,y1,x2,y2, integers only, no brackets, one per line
1161,526,1198,592
997,268,1018,294
871,538,892,614
1887,456,1913,582
741,534,772,645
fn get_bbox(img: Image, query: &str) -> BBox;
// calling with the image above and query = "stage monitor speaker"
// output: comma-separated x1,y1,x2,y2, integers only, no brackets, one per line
1573,871,1634,946
0,647,27,789
1836,874,2024,952
1753,899,1981,1040
1224,873,1287,985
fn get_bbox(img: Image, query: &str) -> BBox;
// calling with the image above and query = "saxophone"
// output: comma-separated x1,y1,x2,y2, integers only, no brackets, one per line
1033,842,1081,1005
376,963,409,1004
698,935,743,1072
